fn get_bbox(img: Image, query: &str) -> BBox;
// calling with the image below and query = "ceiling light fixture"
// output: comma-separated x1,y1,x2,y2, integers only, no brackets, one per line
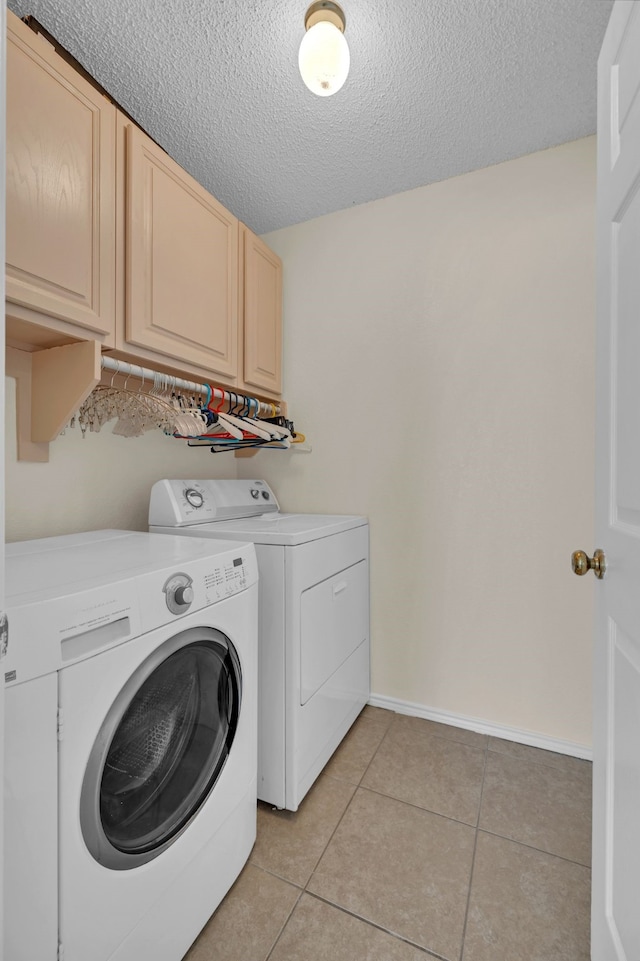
299,1,349,97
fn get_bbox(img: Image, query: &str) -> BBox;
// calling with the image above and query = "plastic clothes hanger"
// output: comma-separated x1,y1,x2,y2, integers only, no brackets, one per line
177,389,237,442
205,388,244,440
214,391,274,441
195,393,274,448
239,396,291,441
222,412,273,441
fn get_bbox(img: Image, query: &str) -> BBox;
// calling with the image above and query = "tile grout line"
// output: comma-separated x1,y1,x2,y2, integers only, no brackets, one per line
302,890,449,960
456,737,490,961
474,827,593,870
247,859,305,890
351,782,483,830
355,713,396,786
263,885,305,961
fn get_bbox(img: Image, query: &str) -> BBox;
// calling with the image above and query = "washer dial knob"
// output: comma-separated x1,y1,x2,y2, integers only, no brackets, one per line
174,585,194,606
163,573,195,614
184,488,204,509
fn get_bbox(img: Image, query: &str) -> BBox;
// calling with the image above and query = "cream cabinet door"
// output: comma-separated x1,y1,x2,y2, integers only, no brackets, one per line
241,226,282,396
6,12,116,339
125,123,239,380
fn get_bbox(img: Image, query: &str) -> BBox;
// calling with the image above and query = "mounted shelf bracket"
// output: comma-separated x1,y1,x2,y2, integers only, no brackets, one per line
32,340,102,442
6,340,102,461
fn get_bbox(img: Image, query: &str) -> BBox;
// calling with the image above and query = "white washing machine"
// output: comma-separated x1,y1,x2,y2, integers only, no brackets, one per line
3,529,258,961
149,479,370,811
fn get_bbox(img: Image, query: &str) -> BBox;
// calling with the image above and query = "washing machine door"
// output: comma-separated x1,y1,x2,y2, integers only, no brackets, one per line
80,627,242,869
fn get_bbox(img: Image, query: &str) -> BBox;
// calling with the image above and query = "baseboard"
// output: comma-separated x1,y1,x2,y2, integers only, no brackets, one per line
368,693,592,761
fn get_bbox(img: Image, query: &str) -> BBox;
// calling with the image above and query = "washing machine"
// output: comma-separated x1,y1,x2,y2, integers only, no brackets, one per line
149,479,370,811
3,529,258,961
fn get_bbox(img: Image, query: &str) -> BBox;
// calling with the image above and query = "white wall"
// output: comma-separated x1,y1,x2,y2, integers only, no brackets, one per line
4,137,596,748
4,378,237,541
247,137,596,749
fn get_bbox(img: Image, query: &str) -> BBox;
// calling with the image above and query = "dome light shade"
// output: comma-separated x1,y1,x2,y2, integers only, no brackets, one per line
299,2,349,97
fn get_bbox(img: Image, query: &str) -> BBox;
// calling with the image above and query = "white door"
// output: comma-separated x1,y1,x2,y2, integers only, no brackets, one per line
591,3,640,958
1,2,7,947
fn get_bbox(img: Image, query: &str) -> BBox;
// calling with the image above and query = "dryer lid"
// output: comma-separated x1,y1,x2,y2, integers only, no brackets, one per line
166,513,368,546
149,479,368,544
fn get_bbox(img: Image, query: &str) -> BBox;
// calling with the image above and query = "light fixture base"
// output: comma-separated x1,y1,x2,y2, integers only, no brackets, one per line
304,1,346,33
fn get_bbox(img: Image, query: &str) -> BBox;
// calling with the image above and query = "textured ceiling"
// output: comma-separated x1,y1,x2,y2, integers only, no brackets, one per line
6,0,613,234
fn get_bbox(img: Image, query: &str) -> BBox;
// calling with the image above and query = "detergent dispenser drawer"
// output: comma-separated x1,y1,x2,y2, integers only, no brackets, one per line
300,559,368,706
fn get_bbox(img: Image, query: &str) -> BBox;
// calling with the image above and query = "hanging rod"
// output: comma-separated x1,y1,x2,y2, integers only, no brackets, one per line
100,356,281,416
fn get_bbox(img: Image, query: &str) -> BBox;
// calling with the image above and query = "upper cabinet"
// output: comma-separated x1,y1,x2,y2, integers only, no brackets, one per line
6,12,116,343
120,119,239,382
5,12,283,400
240,226,283,396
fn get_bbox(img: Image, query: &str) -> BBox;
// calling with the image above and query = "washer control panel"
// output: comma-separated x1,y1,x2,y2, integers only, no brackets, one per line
161,555,252,616
163,572,194,614
203,555,248,603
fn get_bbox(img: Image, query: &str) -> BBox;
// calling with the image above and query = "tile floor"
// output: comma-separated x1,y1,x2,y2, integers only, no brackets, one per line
184,707,592,961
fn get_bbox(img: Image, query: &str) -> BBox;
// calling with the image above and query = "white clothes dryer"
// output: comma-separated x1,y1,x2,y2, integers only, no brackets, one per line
3,530,258,961
149,479,370,811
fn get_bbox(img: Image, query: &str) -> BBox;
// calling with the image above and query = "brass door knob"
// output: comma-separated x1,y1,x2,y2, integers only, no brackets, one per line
571,549,606,579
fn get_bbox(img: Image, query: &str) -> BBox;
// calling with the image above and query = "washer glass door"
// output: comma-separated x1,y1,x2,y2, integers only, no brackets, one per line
81,627,241,869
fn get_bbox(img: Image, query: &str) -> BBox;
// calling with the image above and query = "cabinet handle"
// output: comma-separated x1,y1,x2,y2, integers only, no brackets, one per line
333,581,348,596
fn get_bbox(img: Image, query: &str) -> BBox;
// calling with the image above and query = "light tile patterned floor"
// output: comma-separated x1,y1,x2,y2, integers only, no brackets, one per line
183,707,592,961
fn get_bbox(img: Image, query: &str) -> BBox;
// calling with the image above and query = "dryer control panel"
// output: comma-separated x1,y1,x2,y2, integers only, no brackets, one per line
149,479,280,527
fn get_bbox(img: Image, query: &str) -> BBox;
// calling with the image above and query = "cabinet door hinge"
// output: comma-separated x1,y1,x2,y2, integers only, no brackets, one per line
57,707,64,742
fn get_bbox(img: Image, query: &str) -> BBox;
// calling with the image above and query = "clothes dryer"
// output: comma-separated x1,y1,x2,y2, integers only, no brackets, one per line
3,530,258,961
149,479,370,811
